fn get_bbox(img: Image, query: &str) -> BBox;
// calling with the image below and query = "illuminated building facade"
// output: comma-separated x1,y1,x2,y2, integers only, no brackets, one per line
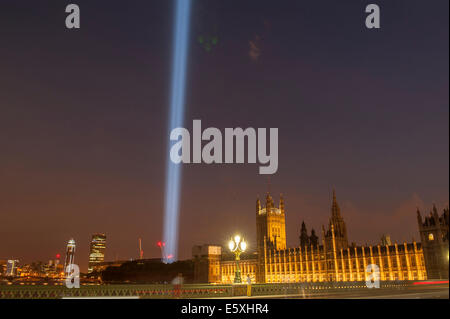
64,238,76,276
417,205,449,279
88,233,107,273
256,194,287,252
195,191,429,284
0,260,7,275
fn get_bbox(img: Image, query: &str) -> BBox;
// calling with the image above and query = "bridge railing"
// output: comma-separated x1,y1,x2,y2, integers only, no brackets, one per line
0,280,413,299
249,280,411,297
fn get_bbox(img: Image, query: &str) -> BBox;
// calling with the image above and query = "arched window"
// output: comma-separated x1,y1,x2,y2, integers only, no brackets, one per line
428,233,434,241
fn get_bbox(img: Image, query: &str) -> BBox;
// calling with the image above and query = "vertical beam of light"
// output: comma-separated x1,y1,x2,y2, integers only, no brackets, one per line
163,0,192,263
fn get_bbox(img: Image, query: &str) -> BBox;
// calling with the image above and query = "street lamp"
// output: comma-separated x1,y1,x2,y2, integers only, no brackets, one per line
228,235,247,284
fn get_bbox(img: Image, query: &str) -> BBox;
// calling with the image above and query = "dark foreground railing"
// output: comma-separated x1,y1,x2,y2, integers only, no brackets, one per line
0,280,416,299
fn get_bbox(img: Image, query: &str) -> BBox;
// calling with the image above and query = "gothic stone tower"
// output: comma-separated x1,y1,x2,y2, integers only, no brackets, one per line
417,205,449,279
257,193,287,251
299,221,310,248
324,190,349,251
299,221,319,248
256,193,286,282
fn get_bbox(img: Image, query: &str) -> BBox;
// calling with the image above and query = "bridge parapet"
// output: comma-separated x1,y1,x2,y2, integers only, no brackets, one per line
0,281,414,299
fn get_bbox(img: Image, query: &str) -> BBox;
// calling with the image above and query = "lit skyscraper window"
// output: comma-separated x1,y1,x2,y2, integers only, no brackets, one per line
88,233,106,273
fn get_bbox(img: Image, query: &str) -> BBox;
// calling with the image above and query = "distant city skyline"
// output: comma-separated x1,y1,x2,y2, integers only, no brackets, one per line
2,192,448,272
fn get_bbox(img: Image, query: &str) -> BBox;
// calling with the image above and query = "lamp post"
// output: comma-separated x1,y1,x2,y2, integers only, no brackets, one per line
228,235,247,284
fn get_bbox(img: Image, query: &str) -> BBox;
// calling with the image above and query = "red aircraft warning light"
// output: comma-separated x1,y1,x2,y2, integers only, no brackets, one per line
157,241,166,247
157,241,167,260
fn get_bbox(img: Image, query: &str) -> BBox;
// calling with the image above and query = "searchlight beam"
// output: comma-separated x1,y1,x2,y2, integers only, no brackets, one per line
163,0,192,263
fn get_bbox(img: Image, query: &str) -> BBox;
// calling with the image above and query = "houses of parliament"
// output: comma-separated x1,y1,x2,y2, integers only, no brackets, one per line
193,190,449,284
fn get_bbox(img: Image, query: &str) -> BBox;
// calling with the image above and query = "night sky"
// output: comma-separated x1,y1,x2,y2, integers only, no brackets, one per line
0,0,448,271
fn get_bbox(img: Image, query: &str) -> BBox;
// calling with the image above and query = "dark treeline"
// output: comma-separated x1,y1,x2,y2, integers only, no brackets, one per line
98,260,195,284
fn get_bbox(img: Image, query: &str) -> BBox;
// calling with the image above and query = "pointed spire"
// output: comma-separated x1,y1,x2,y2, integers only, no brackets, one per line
266,192,273,211
433,203,438,214
310,228,318,246
331,188,341,218
299,221,309,248
432,204,439,220
301,221,307,232
256,197,261,214
417,207,422,224
279,193,285,214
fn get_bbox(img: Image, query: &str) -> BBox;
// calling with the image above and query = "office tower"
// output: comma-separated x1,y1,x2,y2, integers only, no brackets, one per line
64,238,76,277
88,233,106,273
